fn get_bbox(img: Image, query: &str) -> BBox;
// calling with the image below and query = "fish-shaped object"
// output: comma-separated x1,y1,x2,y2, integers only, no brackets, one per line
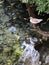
30,17,43,24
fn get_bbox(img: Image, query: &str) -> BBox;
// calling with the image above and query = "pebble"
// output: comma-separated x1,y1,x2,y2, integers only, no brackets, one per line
45,55,49,64
8,26,16,33
21,41,29,49
1,14,10,22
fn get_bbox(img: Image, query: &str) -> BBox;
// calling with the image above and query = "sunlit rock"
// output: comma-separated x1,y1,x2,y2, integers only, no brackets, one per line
8,26,16,33
14,34,20,40
21,41,29,48
32,37,38,42
19,40,41,65
45,55,49,64
29,37,37,44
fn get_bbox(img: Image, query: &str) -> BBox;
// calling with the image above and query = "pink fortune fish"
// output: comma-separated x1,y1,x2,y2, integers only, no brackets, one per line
30,17,43,24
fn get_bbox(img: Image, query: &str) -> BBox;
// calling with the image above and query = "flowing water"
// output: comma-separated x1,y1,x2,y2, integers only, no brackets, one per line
0,0,49,65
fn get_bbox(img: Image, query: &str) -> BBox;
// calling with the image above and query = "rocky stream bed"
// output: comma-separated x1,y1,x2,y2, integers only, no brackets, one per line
0,0,49,65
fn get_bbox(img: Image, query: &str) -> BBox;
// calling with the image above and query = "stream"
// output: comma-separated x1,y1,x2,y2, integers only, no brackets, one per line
0,0,49,65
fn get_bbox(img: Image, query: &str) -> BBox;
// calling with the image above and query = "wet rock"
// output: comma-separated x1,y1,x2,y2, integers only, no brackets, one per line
0,40,3,44
1,14,10,22
0,30,3,35
5,21,11,27
0,58,3,64
0,46,3,53
18,61,24,65
0,9,4,16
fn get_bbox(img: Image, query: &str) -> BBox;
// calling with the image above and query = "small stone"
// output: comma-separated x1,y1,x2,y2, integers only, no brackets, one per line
45,55,49,64
42,36,47,41
29,37,35,45
0,9,4,16
39,61,41,65
14,34,20,40
0,40,3,44
39,39,42,42
33,37,38,42
8,26,16,33
0,30,3,35
22,41,29,47
0,46,3,52
1,14,10,22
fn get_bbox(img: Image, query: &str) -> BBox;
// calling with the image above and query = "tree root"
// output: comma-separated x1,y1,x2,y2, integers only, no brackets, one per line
30,24,49,38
